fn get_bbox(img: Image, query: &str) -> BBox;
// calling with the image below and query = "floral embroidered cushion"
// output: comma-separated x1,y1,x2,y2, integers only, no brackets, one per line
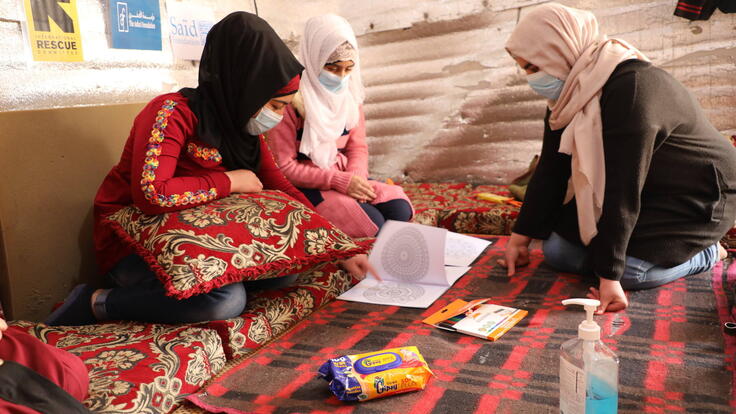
402,182,519,235
103,190,366,299
194,260,362,359
10,321,226,413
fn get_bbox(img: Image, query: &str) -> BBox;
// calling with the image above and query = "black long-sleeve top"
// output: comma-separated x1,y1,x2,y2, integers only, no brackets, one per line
513,60,736,281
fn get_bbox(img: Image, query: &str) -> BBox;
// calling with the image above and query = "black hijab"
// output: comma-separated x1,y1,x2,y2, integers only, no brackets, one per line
180,12,304,171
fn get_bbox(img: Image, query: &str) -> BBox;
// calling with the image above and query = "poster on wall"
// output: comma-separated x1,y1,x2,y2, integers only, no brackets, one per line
166,2,214,60
109,0,162,50
23,0,84,61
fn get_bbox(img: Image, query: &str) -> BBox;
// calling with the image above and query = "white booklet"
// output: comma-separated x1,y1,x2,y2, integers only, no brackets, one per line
445,231,493,267
337,221,492,308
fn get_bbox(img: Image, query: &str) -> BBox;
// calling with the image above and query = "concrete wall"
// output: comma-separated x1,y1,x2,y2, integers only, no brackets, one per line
0,103,143,320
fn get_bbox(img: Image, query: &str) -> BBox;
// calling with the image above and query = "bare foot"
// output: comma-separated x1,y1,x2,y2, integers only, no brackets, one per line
719,243,728,260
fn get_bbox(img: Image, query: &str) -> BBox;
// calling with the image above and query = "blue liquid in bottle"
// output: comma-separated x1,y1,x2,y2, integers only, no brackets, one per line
560,299,619,414
585,375,618,414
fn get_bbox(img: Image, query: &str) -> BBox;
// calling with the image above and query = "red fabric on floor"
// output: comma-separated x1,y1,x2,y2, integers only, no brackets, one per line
0,326,89,402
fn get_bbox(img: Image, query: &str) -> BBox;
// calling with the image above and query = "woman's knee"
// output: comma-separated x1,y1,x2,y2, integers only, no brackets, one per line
542,233,569,269
107,254,157,288
360,203,386,229
194,282,247,322
542,233,591,275
375,199,413,222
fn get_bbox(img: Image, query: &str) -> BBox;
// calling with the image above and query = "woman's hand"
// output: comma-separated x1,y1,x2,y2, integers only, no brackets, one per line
339,254,380,281
497,232,532,276
587,277,628,314
346,176,376,203
225,169,263,193
0,318,7,342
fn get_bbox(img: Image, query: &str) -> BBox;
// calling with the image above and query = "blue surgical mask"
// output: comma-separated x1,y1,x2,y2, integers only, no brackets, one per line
245,106,283,135
526,70,565,100
318,70,350,93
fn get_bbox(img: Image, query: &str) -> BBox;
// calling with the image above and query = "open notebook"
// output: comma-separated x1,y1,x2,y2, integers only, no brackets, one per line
337,221,492,308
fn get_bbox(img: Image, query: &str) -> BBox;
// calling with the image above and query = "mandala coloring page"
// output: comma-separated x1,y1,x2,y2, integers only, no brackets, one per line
379,226,429,282
337,221,475,308
363,282,426,303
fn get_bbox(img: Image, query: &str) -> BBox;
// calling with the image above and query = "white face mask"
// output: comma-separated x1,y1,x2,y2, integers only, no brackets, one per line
245,106,283,135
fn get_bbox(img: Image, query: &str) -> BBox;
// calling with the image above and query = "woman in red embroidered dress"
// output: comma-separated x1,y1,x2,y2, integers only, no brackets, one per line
46,12,374,326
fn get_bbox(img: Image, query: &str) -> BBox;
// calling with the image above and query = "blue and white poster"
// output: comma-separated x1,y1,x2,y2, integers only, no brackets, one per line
109,0,162,50
166,2,214,61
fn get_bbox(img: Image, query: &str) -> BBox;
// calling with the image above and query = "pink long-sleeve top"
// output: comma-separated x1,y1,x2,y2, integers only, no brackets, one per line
266,104,369,194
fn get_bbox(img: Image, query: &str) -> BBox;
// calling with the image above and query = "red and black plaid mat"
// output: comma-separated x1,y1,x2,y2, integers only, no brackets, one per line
186,237,733,413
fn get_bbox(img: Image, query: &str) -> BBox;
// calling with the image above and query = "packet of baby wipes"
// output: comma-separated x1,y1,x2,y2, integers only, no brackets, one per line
318,346,434,402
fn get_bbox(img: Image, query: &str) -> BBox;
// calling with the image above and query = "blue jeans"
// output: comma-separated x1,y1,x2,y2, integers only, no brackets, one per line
359,199,413,231
97,255,297,324
542,233,719,290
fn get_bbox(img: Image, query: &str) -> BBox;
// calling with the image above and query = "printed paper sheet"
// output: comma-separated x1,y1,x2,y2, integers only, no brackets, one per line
338,221,489,308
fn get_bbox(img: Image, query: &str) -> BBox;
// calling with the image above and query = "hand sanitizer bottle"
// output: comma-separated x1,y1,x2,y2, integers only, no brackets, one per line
560,299,619,414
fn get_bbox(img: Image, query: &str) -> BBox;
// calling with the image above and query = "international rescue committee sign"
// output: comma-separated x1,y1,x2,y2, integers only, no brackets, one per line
24,0,83,61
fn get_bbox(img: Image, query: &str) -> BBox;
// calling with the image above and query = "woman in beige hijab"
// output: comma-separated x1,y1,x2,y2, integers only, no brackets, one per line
500,3,736,313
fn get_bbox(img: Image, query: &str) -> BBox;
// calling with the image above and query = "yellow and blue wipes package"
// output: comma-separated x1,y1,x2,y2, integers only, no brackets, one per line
318,346,434,402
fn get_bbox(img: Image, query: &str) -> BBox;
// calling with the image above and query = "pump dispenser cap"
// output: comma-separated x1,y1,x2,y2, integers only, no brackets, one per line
562,298,600,341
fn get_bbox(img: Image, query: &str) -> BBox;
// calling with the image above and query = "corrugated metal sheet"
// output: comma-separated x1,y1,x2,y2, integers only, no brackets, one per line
352,0,736,184
1,0,733,183
341,0,544,35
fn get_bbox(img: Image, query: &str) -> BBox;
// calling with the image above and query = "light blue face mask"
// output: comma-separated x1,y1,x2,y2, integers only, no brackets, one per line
526,70,565,100
245,106,283,135
318,70,350,93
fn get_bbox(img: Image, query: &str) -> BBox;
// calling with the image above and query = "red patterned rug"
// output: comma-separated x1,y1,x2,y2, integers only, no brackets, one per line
185,237,733,413
711,257,736,411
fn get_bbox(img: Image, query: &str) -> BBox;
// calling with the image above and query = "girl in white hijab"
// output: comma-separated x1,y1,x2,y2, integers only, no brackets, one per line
268,14,413,238
500,3,735,313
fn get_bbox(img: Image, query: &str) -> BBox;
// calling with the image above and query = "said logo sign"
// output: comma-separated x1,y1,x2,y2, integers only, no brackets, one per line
109,0,162,50
166,2,213,61
23,0,83,61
